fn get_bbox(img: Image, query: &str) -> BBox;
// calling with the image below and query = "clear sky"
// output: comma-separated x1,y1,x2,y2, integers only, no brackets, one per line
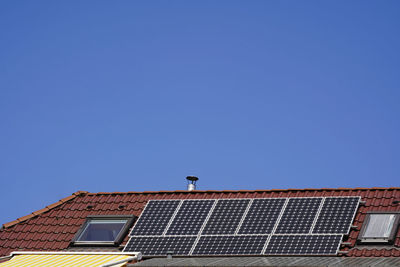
0,1,399,225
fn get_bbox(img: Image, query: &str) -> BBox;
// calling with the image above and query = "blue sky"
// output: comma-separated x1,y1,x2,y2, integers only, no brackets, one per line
0,1,399,225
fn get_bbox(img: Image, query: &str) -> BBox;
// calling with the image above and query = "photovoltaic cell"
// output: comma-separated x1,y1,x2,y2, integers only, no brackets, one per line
124,236,196,255
130,200,180,236
265,235,342,255
238,198,285,234
192,235,269,255
166,200,215,235
275,198,322,234
313,197,360,234
202,199,250,235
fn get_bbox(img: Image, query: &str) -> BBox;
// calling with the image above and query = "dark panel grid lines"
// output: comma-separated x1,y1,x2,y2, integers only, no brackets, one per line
193,235,269,255
202,199,250,235
124,236,196,256
130,200,180,236
238,198,286,234
166,200,215,235
275,198,322,234
313,197,360,234
265,235,342,255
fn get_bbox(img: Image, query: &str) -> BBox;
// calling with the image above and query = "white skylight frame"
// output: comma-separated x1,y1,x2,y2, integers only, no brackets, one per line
359,212,400,244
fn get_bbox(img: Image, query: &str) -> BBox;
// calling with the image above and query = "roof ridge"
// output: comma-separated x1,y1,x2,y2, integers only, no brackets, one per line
86,187,400,195
2,191,88,229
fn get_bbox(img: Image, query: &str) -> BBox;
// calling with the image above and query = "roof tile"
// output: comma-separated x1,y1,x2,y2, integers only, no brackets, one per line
16,214,35,223
2,220,19,229
32,207,49,216
46,201,64,210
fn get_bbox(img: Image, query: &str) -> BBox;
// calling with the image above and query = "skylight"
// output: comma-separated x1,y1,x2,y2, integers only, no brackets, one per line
73,216,135,246
359,212,400,243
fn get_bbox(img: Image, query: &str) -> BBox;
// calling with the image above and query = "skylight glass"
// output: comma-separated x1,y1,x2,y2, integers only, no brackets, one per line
72,216,136,246
359,213,400,243
362,214,395,238
77,219,127,242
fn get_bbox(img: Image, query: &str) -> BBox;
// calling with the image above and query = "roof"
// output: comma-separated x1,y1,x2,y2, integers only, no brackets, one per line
129,256,400,267
0,187,399,258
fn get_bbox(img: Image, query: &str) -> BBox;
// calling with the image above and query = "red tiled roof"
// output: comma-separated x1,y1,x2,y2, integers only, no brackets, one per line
0,187,399,257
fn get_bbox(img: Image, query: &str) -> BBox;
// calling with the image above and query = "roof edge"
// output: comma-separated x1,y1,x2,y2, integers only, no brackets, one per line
2,191,88,229
87,186,400,195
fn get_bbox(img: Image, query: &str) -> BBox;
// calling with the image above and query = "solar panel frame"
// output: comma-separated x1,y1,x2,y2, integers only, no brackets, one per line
189,199,219,255
261,198,289,254
234,199,253,234
308,198,326,234
162,200,184,235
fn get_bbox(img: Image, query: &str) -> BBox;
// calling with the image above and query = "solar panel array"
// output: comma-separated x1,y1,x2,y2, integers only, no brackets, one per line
124,196,360,256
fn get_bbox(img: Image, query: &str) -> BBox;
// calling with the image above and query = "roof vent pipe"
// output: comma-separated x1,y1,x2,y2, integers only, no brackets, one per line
166,251,173,259
186,176,198,191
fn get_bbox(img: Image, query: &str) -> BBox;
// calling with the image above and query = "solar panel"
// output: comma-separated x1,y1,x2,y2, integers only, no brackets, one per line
124,197,360,256
202,199,250,235
238,198,286,234
275,198,322,234
166,200,215,235
265,235,342,255
312,197,360,234
124,236,196,255
130,200,180,236
192,235,269,255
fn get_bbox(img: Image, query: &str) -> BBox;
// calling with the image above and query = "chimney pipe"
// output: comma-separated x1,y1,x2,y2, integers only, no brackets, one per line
186,176,198,191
